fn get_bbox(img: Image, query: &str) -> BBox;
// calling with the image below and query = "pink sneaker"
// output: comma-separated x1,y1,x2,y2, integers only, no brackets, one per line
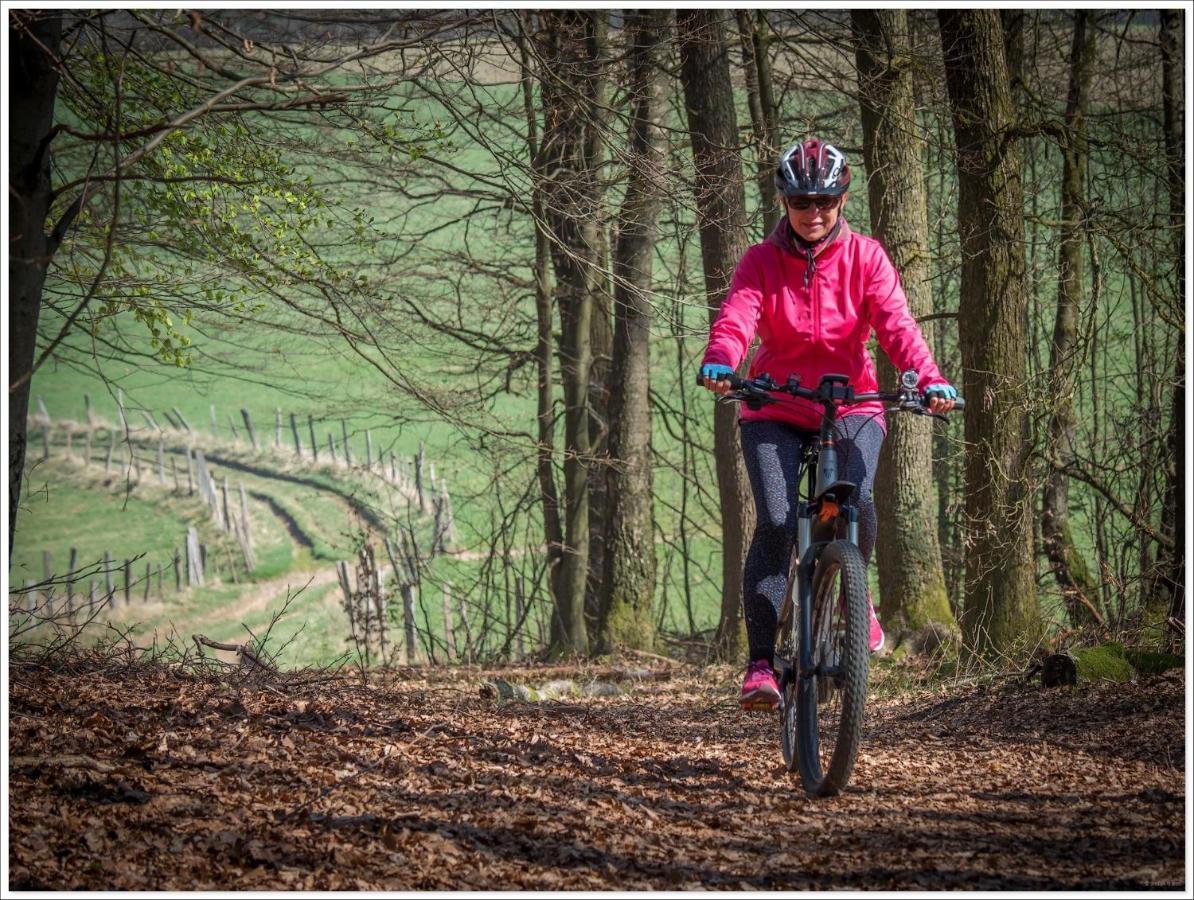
741,659,780,711
867,593,885,654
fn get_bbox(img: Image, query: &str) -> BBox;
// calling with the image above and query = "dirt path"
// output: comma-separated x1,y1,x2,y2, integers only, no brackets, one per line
7,663,1184,890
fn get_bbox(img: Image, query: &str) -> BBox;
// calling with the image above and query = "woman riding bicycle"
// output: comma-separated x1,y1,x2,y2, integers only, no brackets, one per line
699,138,957,711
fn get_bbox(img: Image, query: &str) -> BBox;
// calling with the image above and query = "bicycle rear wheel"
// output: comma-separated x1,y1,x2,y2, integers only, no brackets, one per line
795,539,869,797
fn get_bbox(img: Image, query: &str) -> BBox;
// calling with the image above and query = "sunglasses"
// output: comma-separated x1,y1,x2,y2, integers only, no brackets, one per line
785,195,840,211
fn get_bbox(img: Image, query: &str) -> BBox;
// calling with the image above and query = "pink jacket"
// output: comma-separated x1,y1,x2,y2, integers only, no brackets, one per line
701,218,946,433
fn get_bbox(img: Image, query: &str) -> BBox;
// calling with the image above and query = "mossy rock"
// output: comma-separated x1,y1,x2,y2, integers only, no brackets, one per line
1122,647,1184,675
1071,643,1134,683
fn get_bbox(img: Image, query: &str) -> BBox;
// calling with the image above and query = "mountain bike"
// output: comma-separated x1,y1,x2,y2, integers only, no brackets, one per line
705,369,963,796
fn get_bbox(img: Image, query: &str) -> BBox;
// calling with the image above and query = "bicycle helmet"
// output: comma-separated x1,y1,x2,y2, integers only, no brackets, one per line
775,138,852,197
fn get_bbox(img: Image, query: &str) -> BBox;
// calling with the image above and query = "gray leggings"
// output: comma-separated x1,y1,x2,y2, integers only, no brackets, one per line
739,415,884,662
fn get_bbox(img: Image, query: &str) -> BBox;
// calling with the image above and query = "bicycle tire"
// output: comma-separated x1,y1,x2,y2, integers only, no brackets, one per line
795,539,869,797
777,553,802,773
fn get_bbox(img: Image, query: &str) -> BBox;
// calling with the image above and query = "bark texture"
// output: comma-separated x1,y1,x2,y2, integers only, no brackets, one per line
853,9,957,640
1041,11,1103,629
536,12,601,655
1155,9,1185,642
677,9,755,661
735,10,780,238
8,12,62,558
598,9,670,652
939,10,1042,659
517,18,567,640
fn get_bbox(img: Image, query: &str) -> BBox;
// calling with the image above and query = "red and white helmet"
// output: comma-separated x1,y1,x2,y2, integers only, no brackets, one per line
775,138,852,197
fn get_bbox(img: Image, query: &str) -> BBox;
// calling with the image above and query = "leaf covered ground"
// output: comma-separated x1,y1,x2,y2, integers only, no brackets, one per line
7,656,1187,890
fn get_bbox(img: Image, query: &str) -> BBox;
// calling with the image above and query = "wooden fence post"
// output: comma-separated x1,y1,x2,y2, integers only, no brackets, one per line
415,442,426,513
274,408,282,448
365,430,373,471
105,430,115,473
221,476,232,533
157,439,166,484
123,558,132,605
210,404,219,437
308,416,319,461
341,420,353,466
514,577,526,661
328,433,337,462
104,550,114,596
441,582,456,662
337,561,360,653
228,414,240,444
241,408,259,451
67,547,78,613
185,447,195,495
144,562,151,603
37,395,50,422
383,537,418,666
458,593,472,664
117,389,128,431
41,423,50,460
84,429,92,468
84,393,93,426
173,547,182,590
290,413,302,457
187,528,204,586
171,406,192,433
89,581,98,612
238,484,253,553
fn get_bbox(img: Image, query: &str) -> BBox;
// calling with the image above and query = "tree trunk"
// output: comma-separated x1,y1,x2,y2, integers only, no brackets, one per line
1040,11,1103,629
1155,8,1185,643
8,12,62,559
735,10,780,237
939,10,1042,660
677,9,755,661
538,11,600,656
598,9,669,653
517,15,566,647
853,9,957,641
584,11,614,633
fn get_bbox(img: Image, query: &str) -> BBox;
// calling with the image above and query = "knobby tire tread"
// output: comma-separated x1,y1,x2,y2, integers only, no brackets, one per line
796,539,869,797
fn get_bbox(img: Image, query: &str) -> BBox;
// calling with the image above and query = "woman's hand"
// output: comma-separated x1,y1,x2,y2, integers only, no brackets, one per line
700,363,736,396
923,384,957,414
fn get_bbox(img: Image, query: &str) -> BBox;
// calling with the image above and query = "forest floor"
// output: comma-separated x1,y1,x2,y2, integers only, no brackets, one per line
7,652,1187,891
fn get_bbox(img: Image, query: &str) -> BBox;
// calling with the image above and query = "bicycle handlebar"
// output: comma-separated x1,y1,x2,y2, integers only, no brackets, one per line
696,370,965,416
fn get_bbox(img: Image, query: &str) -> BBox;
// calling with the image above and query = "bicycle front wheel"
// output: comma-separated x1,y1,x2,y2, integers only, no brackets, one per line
795,539,870,797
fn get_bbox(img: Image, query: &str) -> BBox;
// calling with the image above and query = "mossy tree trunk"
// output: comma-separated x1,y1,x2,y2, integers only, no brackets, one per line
678,9,755,661
939,10,1042,659
597,9,669,653
1041,11,1104,630
853,9,957,640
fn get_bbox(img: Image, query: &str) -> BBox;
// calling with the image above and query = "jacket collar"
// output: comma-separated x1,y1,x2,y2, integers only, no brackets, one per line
767,215,851,260
768,216,850,287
